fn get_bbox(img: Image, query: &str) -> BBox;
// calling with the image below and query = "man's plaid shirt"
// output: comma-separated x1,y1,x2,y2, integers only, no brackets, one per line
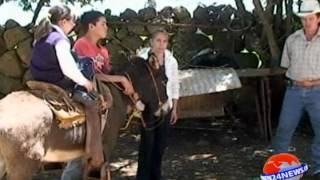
281,29,320,81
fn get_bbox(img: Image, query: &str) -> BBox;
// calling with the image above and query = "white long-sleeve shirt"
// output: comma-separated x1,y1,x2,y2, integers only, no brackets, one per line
52,25,89,86
137,47,180,108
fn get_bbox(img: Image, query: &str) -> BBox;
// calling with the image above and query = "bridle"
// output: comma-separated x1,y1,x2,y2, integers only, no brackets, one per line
120,63,167,131
144,62,164,107
96,56,168,131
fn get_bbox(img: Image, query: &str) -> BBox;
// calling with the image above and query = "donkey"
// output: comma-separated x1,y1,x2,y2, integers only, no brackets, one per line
0,56,169,180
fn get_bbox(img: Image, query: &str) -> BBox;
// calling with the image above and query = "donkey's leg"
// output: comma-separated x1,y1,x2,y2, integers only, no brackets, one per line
0,136,40,180
0,152,6,180
100,162,111,180
100,85,127,180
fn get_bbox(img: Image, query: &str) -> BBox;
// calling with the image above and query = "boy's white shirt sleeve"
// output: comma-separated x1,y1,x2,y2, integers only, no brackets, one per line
55,39,89,86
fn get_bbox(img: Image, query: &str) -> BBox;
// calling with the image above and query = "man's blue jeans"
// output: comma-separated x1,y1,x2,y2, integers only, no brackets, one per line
273,85,320,174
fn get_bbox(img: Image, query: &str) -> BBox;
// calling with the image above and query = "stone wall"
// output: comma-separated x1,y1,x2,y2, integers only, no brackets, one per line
0,20,33,98
0,4,268,97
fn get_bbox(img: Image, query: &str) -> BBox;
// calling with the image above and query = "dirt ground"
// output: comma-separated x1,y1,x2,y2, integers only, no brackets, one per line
33,117,315,180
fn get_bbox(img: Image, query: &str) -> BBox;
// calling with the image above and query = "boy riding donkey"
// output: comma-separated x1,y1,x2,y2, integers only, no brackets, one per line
60,10,135,180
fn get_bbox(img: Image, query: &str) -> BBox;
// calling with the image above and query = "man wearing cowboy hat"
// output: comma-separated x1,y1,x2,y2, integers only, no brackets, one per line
272,0,320,178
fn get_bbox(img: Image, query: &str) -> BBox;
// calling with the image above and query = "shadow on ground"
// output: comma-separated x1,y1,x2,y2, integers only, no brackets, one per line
33,117,315,180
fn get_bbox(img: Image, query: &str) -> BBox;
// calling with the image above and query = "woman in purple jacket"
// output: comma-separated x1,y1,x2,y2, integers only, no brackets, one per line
30,5,104,170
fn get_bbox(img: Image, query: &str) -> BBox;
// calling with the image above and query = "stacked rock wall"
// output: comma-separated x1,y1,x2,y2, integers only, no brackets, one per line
0,4,274,97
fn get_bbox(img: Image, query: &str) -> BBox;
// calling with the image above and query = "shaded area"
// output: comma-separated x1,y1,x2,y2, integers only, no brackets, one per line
33,117,315,180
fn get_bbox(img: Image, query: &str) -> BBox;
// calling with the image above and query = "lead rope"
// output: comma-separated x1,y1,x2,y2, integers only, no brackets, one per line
100,72,147,130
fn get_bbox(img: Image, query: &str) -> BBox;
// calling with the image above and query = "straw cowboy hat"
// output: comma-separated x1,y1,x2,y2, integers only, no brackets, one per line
296,0,320,17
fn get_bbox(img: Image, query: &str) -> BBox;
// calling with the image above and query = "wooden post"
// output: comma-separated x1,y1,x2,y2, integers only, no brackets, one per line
285,0,294,37
253,0,281,67
235,0,247,13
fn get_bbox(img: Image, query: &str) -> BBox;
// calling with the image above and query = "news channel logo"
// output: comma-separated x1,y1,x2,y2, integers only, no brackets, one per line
260,153,308,180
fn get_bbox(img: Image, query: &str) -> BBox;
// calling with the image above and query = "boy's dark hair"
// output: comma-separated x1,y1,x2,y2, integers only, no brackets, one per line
79,10,105,33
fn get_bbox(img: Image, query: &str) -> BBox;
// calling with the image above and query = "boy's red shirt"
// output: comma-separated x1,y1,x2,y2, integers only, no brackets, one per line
74,37,112,73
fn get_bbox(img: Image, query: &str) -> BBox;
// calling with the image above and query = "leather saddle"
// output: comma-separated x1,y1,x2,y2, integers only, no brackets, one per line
26,80,86,129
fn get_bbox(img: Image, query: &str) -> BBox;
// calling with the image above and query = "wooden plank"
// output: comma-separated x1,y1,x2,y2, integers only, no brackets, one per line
178,93,227,119
236,68,286,77
108,21,224,30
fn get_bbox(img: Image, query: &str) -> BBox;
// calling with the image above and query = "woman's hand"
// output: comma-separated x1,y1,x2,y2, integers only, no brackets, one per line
170,108,178,125
170,100,179,125
83,81,95,92
121,77,134,95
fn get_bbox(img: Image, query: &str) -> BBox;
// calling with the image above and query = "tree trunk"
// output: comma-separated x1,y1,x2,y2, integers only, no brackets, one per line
235,0,246,13
31,0,48,25
274,0,283,35
297,0,302,12
253,0,281,67
265,0,275,21
285,0,294,37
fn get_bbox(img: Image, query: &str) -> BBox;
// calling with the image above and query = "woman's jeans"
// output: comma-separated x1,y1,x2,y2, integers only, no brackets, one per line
273,85,320,174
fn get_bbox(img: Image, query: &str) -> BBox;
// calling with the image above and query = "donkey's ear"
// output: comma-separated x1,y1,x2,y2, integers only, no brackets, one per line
128,55,137,64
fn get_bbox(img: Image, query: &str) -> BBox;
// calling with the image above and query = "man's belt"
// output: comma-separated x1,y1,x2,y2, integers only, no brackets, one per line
287,79,320,88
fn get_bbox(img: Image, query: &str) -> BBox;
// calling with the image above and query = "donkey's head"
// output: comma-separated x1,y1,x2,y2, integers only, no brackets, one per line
120,56,169,117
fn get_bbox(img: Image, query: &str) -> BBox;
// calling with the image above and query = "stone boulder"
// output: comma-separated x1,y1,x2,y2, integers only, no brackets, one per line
193,5,209,24
106,27,116,40
120,8,138,22
121,34,144,51
0,25,4,36
0,50,25,78
116,27,129,40
127,22,148,36
0,37,6,56
3,26,31,50
173,6,192,24
5,19,20,29
16,37,33,66
0,73,23,94
138,7,157,22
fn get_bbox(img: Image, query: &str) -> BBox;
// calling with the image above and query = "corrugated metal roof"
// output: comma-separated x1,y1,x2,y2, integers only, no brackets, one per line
179,68,241,97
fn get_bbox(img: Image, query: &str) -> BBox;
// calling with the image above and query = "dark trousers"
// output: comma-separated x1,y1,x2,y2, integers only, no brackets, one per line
136,112,171,180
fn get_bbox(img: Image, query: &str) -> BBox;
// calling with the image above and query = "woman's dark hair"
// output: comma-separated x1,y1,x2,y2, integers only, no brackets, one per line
34,5,74,41
79,10,105,34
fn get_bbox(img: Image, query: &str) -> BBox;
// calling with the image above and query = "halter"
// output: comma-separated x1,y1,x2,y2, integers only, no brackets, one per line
144,62,163,107
96,57,167,131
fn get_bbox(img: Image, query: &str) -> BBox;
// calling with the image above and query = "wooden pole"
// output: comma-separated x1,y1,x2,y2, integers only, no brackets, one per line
253,0,281,67
108,21,224,31
31,0,48,25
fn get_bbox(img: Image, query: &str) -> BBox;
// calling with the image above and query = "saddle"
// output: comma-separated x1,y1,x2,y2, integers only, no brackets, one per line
26,81,86,129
